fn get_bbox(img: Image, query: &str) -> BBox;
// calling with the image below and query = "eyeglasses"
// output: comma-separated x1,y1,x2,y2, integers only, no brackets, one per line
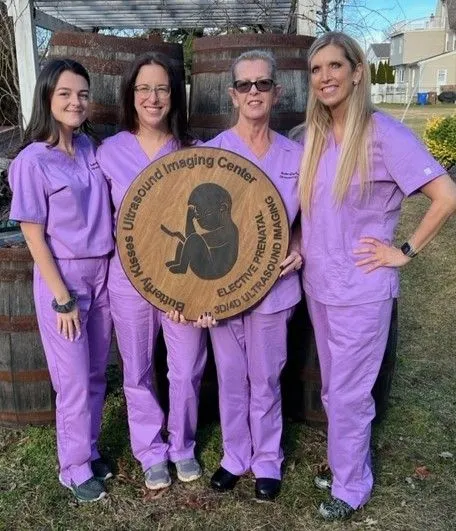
134,84,171,98
232,79,275,93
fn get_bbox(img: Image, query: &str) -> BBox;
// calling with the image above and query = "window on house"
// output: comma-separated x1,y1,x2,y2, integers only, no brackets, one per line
437,69,448,86
397,67,404,82
399,39,403,54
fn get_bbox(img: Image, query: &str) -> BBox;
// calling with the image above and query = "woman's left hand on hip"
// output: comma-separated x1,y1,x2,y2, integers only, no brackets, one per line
354,237,410,272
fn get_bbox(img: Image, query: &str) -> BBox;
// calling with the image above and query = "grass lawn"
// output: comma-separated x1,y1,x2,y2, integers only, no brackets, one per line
1,105,456,530
378,102,456,138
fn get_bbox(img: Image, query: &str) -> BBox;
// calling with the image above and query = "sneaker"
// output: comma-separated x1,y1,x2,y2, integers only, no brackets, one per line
175,458,202,482
91,458,113,481
145,461,171,490
319,497,355,520
314,473,332,490
59,474,106,503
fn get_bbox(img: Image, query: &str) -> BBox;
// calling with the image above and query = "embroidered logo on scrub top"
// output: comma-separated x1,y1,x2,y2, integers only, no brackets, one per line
279,171,299,179
423,167,432,175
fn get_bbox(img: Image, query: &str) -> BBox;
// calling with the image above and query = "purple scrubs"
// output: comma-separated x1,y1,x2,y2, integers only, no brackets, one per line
96,132,207,469
8,134,113,487
300,111,445,508
205,129,302,479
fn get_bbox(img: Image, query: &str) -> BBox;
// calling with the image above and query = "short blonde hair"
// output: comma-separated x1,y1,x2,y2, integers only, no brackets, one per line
231,49,277,83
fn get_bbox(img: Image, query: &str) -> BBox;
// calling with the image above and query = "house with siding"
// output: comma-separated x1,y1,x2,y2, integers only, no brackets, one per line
366,43,391,68
388,0,456,102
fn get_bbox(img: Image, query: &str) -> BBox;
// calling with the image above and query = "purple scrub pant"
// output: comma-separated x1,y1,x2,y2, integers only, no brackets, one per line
306,295,393,509
210,308,293,479
109,290,207,470
33,257,111,487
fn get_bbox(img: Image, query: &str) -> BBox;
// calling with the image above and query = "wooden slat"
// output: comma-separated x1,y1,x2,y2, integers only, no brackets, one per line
0,369,50,383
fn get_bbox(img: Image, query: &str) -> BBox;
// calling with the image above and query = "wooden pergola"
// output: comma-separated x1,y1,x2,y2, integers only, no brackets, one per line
3,0,321,125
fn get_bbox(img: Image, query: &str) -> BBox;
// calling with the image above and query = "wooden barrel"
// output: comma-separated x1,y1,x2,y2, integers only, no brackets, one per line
282,298,398,426
0,247,55,427
48,32,186,138
189,34,315,141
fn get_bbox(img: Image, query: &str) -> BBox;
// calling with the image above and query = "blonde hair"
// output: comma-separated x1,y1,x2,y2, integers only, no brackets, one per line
298,32,374,214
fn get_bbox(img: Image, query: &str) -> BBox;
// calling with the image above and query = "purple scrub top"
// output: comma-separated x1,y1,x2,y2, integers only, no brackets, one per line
301,111,445,306
205,129,302,314
8,134,113,259
96,132,196,293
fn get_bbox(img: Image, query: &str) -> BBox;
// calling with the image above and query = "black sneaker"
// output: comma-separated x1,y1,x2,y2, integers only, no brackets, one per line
319,497,354,520
59,474,107,503
91,458,113,481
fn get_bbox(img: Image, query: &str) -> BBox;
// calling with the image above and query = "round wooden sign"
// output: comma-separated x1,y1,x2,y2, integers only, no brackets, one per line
117,147,289,320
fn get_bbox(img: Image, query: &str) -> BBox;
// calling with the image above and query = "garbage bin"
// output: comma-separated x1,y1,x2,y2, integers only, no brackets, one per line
417,92,428,105
428,91,437,104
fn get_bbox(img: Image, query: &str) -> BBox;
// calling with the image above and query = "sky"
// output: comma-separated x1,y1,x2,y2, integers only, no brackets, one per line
342,0,440,46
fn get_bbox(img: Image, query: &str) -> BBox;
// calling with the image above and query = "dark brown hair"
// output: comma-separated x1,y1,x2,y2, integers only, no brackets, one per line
16,58,94,155
118,52,193,147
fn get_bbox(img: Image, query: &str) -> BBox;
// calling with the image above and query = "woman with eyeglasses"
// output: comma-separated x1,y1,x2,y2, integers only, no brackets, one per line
200,50,303,501
8,59,113,503
96,53,206,490
296,32,456,520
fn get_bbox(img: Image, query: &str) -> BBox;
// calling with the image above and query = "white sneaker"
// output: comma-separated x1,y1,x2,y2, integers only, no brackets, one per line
175,458,202,482
145,461,171,490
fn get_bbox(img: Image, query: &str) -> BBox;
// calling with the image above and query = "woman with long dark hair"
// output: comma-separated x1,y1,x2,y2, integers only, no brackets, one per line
97,52,206,490
297,32,456,520
8,59,113,502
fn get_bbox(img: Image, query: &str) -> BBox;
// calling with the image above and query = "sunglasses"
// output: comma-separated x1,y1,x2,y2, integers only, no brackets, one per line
232,79,275,93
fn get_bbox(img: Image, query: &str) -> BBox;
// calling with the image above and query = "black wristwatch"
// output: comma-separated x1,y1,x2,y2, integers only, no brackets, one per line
400,241,418,258
51,294,78,313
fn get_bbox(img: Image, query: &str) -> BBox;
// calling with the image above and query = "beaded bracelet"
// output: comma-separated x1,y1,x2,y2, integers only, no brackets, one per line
51,294,78,313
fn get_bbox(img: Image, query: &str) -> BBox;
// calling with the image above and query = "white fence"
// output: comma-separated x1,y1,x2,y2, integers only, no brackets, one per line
371,84,408,104
371,84,445,105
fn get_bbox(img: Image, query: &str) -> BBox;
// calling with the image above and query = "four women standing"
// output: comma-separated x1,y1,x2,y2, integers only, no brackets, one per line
9,33,456,519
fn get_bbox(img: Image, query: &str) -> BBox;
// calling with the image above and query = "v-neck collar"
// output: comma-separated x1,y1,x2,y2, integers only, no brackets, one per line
225,128,277,167
131,133,175,165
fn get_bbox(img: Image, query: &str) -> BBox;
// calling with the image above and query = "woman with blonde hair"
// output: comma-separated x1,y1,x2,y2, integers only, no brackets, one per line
298,31,456,519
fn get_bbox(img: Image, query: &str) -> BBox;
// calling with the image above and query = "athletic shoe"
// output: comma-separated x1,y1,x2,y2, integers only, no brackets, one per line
91,458,113,481
145,461,171,490
175,458,202,482
314,473,332,490
59,474,106,503
319,497,355,520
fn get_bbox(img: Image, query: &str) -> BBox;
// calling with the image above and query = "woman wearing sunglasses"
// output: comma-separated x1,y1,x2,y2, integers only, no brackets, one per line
201,50,303,501
96,53,206,490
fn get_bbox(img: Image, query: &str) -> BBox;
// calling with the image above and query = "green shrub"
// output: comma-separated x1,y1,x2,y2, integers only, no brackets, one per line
377,61,386,84
423,115,456,169
370,63,377,84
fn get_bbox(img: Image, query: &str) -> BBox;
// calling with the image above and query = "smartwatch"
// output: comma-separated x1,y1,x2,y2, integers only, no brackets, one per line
400,241,418,258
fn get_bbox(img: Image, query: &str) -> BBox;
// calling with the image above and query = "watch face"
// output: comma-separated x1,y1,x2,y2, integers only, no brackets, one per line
401,242,411,256
401,242,416,257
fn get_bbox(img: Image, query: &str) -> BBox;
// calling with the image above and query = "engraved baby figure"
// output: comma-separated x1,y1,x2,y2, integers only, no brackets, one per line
161,183,239,280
